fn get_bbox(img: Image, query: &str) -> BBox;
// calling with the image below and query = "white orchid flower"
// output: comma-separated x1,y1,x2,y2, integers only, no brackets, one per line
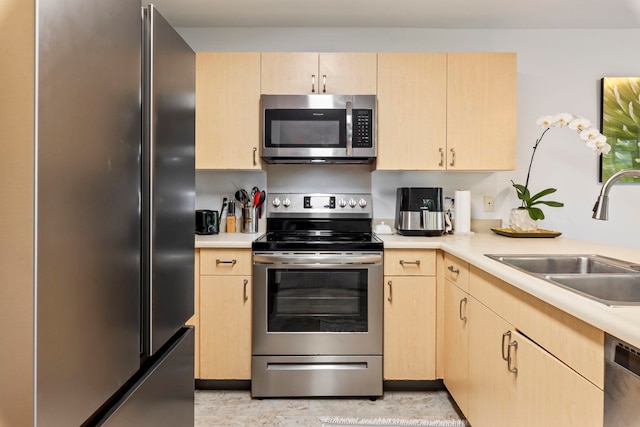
594,134,610,154
580,127,601,141
552,113,575,127
568,117,591,131
536,115,554,128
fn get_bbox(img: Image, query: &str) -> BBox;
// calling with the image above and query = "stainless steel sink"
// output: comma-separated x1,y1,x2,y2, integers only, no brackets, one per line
544,274,640,306
486,254,640,306
486,254,639,275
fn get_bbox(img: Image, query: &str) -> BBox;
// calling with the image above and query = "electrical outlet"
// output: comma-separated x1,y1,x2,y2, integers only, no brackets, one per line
484,195,494,212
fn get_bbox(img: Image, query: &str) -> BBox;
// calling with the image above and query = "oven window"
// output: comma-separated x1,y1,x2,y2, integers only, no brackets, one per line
267,269,368,333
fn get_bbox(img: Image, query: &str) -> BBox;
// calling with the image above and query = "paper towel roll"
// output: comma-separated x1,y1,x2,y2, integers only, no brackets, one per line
454,190,471,234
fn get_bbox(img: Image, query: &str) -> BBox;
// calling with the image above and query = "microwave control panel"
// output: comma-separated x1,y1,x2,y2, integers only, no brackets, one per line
353,109,373,148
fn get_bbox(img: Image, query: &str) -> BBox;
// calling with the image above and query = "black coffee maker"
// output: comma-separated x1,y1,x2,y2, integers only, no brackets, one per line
195,209,219,235
395,187,445,236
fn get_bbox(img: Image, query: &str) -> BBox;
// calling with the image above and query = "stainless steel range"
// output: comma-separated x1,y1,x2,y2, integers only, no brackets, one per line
251,193,384,398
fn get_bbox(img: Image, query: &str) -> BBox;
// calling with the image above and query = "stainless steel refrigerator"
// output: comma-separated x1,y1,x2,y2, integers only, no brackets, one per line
0,2,195,426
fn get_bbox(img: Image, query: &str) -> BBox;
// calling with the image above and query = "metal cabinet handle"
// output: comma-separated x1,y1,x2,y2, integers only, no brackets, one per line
216,259,237,266
447,265,460,275
387,280,393,302
439,148,444,167
399,260,420,266
507,340,518,374
252,147,257,166
501,331,512,361
459,297,467,322
243,279,249,302
311,74,316,93
450,148,456,167
322,74,327,93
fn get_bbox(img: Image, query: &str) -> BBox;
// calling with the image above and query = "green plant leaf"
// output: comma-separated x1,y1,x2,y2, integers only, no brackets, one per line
528,187,558,203
534,201,564,208
527,207,545,220
511,182,530,201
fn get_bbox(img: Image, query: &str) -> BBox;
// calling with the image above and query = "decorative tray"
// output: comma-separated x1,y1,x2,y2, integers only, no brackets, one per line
491,227,562,238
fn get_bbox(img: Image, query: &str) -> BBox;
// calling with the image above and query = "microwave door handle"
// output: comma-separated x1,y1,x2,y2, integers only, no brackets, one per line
346,100,353,156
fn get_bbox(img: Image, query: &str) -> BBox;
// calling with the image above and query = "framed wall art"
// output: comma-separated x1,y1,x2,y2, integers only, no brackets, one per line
600,77,640,183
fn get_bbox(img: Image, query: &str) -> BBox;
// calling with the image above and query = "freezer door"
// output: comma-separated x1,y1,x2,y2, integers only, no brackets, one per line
36,0,142,425
142,5,196,356
99,327,195,427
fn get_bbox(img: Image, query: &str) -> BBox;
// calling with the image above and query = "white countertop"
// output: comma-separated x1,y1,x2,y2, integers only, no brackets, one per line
195,231,640,349
195,232,260,248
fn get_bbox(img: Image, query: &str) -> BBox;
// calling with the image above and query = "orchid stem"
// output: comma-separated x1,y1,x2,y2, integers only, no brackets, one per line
521,127,551,207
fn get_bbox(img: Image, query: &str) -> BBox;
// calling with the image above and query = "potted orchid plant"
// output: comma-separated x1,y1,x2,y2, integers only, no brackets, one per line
509,113,612,231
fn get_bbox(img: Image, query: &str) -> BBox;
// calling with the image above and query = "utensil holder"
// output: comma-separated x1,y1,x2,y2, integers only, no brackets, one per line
241,207,259,233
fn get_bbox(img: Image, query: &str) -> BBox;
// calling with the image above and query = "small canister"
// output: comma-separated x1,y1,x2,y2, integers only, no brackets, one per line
241,206,259,233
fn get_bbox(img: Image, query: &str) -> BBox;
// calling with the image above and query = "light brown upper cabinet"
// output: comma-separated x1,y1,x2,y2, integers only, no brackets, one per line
377,53,448,170
195,52,262,170
376,52,517,171
261,52,378,95
446,53,517,170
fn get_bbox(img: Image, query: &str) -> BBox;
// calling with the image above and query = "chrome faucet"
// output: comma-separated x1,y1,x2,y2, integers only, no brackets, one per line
592,169,640,220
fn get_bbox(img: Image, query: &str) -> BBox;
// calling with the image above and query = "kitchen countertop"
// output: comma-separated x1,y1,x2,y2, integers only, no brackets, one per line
195,231,640,349
195,232,260,248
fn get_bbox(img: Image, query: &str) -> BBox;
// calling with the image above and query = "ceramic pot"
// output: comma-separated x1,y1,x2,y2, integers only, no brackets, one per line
508,208,538,232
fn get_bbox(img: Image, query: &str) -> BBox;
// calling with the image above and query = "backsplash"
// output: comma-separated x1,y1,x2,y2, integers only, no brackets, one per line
196,165,502,224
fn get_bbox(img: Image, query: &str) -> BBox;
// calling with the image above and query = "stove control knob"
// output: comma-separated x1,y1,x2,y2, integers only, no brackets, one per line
272,197,281,207
338,198,347,208
358,198,367,208
282,198,291,208
348,198,357,208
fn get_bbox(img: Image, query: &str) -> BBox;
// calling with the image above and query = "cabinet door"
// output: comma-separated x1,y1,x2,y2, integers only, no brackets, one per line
443,281,470,414
261,52,318,94
446,52,516,170
376,53,447,170
200,275,252,379
384,276,436,380
319,53,377,94
512,330,604,427
467,299,516,427
195,52,261,170
186,250,200,378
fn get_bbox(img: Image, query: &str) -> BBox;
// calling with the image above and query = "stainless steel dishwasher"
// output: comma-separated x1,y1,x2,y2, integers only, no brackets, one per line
604,334,640,426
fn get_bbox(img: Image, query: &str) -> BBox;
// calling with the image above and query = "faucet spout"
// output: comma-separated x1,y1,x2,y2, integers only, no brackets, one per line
592,169,640,220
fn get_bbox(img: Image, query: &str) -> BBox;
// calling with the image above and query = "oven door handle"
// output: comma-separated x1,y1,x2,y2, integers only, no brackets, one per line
253,253,383,265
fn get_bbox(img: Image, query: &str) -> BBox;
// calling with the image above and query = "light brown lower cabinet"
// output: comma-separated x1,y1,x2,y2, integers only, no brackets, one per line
197,248,252,380
199,274,252,380
467,297,516,427
186,250,200,378
384,276,436,380
513,328,603,427
443,280,470,414
445,262,605,427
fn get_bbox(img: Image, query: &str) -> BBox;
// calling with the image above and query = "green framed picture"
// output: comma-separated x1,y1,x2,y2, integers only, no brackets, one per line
600,77,640,183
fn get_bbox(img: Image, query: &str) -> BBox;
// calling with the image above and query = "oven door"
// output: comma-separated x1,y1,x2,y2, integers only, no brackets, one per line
252,252,383,356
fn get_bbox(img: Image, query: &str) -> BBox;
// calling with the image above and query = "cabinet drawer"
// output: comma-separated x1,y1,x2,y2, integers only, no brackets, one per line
384,249,436,276
444,253,469,292
200,248,251,275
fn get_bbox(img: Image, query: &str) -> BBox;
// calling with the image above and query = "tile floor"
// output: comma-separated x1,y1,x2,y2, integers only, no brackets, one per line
194,389,466,426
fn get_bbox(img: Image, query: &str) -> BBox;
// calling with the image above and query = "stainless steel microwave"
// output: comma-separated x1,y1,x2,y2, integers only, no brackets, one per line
260,94,376,164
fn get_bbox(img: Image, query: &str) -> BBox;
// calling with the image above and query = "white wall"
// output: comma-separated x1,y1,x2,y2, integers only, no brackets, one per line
182,27,640,249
